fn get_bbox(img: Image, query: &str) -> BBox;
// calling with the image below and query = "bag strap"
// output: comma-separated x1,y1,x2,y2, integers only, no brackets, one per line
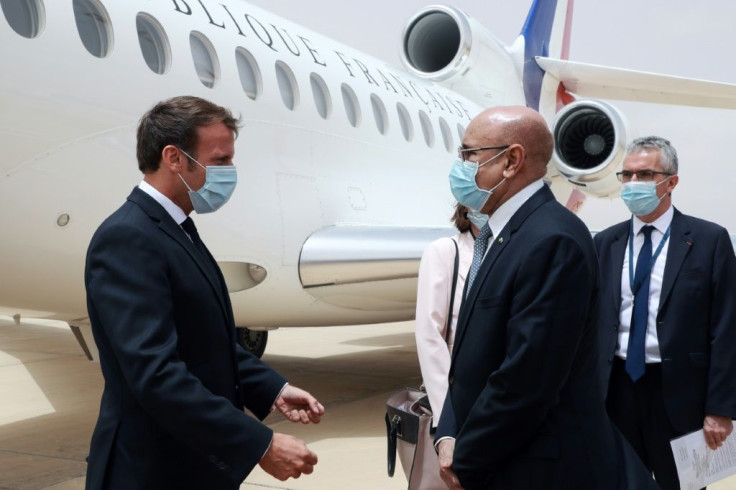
444,239,459,344
385,412,399,476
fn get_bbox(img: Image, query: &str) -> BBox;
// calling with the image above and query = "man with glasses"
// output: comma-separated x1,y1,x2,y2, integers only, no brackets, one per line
595,136,736,489
436,106,656,489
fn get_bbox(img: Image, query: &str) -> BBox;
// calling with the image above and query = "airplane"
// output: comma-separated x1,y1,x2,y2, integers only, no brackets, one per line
1,0,735,359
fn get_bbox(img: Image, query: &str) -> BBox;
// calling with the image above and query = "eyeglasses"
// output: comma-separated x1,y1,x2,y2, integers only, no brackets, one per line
457,145,510,163
615,170,673,182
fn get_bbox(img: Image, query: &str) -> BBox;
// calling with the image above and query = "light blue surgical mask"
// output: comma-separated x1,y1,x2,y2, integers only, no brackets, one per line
178,149,237,214
620,177,670,216
466,209,488,230
448,149,508,211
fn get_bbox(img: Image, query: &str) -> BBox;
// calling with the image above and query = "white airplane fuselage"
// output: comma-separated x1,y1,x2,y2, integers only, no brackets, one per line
0,1,502,328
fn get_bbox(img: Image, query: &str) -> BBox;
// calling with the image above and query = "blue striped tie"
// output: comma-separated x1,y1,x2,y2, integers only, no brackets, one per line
466,223,492,296
626,225,654,382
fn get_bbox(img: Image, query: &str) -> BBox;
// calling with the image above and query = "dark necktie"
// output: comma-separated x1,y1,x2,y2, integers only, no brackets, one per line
626,225,654,382
181,217,209,259
466,223,492,296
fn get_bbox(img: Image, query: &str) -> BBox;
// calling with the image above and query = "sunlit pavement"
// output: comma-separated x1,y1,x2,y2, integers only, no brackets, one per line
1,315,734,489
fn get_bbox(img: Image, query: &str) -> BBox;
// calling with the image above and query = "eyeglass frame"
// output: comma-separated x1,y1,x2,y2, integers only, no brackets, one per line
615,170,673,182
457,145,510,163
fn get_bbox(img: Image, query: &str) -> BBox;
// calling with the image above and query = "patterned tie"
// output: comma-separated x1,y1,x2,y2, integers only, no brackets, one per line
466,223,492,297
626,225,654,382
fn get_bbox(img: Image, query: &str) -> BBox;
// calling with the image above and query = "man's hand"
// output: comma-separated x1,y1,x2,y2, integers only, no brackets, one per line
275,385,325,424
438,438,464,490
259,432,318,480
703,414,733,450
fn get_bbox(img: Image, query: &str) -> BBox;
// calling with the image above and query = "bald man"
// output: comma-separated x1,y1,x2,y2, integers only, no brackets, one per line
436,107,657,489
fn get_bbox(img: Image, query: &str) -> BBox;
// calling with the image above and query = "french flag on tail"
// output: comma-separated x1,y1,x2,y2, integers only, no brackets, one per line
518,0,574,112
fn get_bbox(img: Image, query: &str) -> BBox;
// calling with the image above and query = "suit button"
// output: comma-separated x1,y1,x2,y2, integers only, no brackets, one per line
448,376,454,385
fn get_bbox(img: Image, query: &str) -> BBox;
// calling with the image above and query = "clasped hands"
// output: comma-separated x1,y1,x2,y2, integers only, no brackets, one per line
259,385,325,481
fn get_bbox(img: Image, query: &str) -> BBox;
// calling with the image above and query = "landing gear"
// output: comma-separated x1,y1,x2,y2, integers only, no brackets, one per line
236,327,268,358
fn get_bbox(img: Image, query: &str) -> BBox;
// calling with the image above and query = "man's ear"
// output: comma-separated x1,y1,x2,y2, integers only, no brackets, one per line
666,174,679,195
502,144,525,178
161,145,184,173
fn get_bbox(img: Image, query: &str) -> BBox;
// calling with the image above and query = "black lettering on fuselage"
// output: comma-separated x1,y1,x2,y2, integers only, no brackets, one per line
245,14,277,52
300,36,327,67
172,0,192,15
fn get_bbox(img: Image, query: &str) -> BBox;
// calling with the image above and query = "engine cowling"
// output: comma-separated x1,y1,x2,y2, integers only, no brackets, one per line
400,5,525,106
552,100,632,198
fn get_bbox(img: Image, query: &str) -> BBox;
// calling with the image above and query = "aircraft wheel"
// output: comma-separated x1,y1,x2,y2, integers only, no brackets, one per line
236,327,268,358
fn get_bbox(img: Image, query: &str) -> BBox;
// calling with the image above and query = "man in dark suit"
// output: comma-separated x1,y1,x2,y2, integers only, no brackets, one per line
84,96,324,490
436,106,656,490
595,136,736,489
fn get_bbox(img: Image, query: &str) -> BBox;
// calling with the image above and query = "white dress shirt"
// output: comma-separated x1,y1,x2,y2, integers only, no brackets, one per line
139,180,187,225
617,205,674,362
483,179,545,256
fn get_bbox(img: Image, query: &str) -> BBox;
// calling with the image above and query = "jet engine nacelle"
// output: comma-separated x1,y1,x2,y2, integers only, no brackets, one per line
400,5,525,106
552,100,632,198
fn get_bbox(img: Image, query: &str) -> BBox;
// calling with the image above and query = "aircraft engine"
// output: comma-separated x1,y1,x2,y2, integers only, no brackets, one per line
551,100,631,198
400,5,525,106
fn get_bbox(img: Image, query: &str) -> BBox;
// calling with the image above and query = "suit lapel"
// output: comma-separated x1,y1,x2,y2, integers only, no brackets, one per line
127,188,230,320
452,186,554,359
609,224,628,311
659,210,692,311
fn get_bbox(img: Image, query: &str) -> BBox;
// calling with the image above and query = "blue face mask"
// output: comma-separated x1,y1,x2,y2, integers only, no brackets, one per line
620,178,670,216
178,149,238,214
466,209,488,230
448,149,508,211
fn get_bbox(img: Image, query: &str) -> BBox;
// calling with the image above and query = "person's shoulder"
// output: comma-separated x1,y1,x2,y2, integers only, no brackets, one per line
676,210,729,235
424,235,459,255
593,219,629,241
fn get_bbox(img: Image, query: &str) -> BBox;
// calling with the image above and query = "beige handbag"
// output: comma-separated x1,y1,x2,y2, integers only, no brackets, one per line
385,388,445,489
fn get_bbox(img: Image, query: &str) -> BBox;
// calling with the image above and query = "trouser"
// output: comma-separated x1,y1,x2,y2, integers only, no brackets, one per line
607,357,702,490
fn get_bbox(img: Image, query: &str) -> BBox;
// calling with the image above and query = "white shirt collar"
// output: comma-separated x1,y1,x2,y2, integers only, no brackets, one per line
632,204,674,235
487,179,545,237
138,180,188,225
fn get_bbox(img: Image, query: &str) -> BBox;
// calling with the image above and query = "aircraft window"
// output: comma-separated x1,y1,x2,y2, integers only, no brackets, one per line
439,117,453,152
397,103,413,142
1,0,44,38
235,47,261,100
370,94,388,135
73,0,112,58
341,83,360,128
419,110,434,147
136,13,170,75
457,123,466,141
190,31,219,88
309,73,331,119
275,61,299,110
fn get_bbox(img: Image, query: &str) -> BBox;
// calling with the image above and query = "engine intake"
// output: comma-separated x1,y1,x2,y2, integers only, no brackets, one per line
552,100,631,198
400,5,525,106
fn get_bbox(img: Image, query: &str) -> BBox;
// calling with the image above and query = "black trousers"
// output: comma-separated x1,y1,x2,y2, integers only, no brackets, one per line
607,357,702,490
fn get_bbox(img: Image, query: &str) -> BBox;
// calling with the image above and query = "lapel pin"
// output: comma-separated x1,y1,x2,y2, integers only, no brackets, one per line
498,237,504,244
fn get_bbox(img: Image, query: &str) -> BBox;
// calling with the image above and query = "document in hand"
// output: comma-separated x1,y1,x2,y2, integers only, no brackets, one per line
670,424,736,490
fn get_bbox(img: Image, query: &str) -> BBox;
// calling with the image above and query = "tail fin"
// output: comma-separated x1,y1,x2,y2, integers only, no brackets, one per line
518,0,574,110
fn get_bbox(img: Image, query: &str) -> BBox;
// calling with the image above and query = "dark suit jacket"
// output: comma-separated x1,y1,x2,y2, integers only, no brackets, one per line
436,185,654,490
84,187,286,490
594,208,736,433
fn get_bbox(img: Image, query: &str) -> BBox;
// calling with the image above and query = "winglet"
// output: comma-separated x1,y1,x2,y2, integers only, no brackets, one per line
519,0,574,110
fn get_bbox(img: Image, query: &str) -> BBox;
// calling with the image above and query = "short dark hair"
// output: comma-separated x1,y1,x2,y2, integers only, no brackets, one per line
451,202,471,233
136,96,241,173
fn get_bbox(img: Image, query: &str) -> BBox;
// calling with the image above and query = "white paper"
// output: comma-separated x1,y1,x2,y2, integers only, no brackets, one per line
671,425,736,490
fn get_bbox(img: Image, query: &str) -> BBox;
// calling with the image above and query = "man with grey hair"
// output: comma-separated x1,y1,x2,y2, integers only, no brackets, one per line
595,136,736,489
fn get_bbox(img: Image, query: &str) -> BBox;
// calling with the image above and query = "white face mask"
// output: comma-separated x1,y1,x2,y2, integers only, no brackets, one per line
178,149,237,214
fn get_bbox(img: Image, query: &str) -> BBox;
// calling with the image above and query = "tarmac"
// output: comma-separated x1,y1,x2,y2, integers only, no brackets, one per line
1,315,735,489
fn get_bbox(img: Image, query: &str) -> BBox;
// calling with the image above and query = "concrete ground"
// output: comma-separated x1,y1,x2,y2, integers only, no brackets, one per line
1,315,734,489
